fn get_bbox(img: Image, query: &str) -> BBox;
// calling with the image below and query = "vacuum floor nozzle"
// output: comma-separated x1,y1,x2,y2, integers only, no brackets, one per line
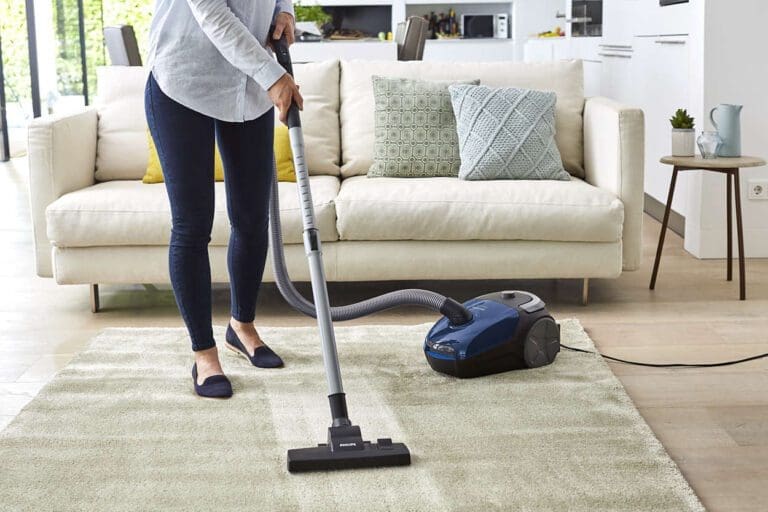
287,424,411,472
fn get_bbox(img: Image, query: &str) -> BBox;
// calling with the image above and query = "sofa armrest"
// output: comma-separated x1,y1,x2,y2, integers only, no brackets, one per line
583,97,644,271
28,108,98,277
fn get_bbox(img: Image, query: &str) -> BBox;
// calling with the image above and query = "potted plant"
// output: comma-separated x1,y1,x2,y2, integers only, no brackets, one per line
293,1,333,37
669,108,695,157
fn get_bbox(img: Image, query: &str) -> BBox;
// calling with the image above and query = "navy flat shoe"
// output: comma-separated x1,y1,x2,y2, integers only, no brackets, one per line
192,363,233,398
225,324,284,368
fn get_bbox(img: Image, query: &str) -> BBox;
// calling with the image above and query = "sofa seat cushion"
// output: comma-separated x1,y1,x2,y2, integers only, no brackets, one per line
335,176,623,243
46,176,340,247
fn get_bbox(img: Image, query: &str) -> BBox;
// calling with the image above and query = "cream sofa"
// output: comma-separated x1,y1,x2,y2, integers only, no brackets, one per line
28,59,644,311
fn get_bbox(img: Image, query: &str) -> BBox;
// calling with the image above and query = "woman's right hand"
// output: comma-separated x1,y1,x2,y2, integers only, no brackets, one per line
268,73,303,125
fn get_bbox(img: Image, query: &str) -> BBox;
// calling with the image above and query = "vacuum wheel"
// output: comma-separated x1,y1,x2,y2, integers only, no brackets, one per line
523,317,560,368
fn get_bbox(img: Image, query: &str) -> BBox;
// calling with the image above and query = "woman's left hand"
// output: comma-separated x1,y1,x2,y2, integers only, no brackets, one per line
272,12,295,46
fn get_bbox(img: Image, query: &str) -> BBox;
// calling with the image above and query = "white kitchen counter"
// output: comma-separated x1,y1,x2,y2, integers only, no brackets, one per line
291,40,397,62
291,38,518,63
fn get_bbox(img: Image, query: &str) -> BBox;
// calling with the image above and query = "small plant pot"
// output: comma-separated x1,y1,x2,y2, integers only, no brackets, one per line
671,129,695,157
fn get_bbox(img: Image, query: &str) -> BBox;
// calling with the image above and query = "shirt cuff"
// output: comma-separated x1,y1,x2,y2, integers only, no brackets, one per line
253,58,287,92
274,0,294,19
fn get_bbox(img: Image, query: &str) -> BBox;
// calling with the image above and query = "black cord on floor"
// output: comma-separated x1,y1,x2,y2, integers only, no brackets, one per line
560,344,768,368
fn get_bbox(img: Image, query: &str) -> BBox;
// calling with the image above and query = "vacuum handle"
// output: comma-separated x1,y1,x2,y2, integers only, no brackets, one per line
269,26,301,129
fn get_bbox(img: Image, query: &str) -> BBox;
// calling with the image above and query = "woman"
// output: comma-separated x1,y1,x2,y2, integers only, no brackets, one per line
146,0,303,398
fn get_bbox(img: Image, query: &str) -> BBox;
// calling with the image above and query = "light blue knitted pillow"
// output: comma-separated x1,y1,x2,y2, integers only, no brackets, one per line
448,84,570,181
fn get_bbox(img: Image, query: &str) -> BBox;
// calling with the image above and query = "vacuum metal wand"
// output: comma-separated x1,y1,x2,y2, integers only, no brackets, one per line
271,35,349,425
271,30,411,472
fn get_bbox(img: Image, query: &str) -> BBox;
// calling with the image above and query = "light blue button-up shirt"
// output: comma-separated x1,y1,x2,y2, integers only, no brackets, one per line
147,0,293,122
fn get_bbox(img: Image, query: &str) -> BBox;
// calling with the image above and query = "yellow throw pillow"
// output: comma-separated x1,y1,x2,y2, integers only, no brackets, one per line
142,125,295,183
143,131,225,183
274,124,296,182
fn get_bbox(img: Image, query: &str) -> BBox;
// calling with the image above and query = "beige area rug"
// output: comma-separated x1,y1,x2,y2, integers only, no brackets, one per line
0,320,703,511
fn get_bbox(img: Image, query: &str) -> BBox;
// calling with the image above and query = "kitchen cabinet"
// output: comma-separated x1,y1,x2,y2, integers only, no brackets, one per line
632,0,692,38
598,44,633,104
523,37,601,96
425,40,517,62
632,34,690,215
523,38,569,62
582,59,601,97
601,0,691,45
601,0,634,47
291,41,396,62
570,37,602,96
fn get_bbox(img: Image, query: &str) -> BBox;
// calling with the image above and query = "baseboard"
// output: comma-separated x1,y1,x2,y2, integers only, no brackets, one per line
644,193,685,237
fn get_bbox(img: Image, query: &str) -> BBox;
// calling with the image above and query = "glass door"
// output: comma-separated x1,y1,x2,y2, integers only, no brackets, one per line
0,0,36,159
52,0,97,113
1,0,150,160
1,32,9,161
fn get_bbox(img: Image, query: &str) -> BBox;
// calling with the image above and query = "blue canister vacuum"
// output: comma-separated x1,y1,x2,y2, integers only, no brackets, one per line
424,290,560,378
268,33,560,473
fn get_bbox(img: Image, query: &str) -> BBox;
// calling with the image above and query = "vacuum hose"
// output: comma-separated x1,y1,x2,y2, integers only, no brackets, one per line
267,29,472,327
268,174,473,326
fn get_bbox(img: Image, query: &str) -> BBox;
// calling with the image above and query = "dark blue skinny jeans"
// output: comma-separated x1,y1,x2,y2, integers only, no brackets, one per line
145,73,274,351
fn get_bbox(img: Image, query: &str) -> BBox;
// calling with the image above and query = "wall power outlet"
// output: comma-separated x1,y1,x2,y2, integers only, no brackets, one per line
748,180,768,200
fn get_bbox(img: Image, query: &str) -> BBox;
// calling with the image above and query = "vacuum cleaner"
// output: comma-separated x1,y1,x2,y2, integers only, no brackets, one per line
425,290,560,378
268,33,560,473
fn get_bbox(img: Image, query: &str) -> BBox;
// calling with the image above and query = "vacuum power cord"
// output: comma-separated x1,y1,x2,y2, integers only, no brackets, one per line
561,344,768,368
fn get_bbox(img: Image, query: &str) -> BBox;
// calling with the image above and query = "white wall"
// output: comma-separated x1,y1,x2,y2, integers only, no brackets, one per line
608,0,768,258
684,0,768,258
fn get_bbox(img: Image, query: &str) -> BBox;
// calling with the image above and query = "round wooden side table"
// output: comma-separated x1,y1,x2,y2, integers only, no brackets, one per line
650,155,767,300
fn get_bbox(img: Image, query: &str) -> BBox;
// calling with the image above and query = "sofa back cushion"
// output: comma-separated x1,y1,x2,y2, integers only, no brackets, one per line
339,59,585,178
94,60,341,181
95,66,149,181
291,59,341,176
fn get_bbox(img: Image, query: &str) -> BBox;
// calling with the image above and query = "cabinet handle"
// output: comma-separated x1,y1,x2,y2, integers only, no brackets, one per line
599,44,632,49
654,40,686,44
598,53,632,59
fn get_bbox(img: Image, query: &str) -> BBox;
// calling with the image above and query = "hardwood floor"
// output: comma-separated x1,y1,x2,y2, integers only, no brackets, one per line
2,157,766,511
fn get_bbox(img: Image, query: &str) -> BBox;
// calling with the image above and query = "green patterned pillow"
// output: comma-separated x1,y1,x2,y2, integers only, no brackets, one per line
368,76,479,178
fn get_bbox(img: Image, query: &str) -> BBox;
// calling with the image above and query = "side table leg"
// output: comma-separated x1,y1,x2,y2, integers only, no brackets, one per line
726,171,733,281
650,166,679,290
733,170,746,300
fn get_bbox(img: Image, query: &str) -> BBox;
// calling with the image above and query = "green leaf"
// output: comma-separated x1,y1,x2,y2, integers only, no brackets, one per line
670,108,695,129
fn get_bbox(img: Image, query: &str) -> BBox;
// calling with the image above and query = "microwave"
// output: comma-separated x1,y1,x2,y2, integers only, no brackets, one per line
461,14,509,39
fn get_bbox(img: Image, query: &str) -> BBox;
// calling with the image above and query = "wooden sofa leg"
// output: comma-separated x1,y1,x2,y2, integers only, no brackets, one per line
90,284,100,313
581,278,589,306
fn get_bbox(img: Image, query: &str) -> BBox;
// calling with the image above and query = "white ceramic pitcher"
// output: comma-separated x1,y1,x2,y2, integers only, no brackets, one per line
709,104,743,157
